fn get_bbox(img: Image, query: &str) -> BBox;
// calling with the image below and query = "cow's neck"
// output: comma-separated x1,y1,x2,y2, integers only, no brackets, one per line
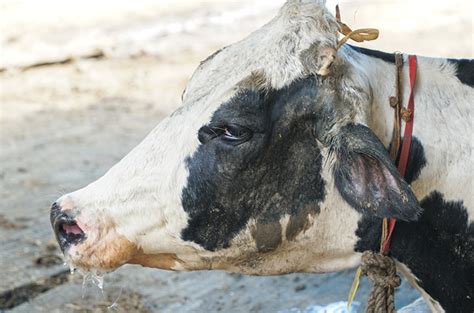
339,45,408,147
343,46,473,312
340,45,473,211
340,44,471,145
355,191,473,312
393,194,473,313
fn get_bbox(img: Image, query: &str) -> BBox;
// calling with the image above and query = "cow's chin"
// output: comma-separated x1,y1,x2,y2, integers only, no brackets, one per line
65,232,136,271
64,227,180,272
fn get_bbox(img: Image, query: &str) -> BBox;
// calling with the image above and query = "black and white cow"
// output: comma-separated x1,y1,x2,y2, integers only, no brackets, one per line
51,0,473,312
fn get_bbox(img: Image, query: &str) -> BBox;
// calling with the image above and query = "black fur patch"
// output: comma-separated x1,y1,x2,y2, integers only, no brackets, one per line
393,136,427,184
448,58,474,87
347,45,395,63
356,191,474,312
181,76,327,251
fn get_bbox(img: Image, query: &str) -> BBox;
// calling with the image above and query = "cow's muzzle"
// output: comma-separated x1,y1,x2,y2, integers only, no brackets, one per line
49,197,177,270
50,202,85,252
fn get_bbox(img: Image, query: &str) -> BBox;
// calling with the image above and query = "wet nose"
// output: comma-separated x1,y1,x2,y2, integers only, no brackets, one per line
50,201,85,251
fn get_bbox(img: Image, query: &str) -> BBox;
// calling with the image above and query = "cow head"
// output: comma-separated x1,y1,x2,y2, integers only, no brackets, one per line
51,0,421,275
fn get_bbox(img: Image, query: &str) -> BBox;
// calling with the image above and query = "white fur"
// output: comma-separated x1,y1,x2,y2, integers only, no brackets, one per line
183,0,338,103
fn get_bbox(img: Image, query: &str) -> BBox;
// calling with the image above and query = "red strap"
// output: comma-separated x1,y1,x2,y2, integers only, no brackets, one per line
381,55,417,255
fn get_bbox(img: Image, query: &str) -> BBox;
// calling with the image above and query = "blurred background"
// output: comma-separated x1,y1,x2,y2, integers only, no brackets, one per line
0,0,472,312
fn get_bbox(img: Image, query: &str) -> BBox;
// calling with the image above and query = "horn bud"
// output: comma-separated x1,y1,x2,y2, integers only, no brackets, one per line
316,47,336,76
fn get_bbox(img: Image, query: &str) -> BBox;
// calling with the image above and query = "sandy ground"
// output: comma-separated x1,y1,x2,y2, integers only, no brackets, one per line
0,0,472,312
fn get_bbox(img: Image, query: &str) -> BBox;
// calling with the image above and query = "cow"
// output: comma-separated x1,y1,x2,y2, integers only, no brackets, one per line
50,0,473,312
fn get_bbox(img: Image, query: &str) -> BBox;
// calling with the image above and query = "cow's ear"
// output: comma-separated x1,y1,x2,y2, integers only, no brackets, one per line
333,124,422,221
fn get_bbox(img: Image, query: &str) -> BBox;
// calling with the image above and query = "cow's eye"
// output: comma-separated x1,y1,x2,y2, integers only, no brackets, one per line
198,123,252,145
221,124,252,144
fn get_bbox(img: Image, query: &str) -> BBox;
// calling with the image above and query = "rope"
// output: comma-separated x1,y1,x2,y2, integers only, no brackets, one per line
335,5,379,50
360,251,401,313
388,53,404,160
336,28,380,50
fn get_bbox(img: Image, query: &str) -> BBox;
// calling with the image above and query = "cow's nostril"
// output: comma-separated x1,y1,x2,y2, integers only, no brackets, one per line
58,220,85,249
62,222,83,236
50,202,85,251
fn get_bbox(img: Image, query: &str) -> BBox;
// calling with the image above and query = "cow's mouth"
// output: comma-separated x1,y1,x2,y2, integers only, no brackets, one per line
51,207,86,251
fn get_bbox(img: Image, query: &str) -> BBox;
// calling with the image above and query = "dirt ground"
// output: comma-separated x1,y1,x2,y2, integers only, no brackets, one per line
0,0,472,312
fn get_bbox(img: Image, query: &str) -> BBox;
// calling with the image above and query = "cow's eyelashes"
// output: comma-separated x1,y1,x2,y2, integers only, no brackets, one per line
221,124,253,144
198,124,253,145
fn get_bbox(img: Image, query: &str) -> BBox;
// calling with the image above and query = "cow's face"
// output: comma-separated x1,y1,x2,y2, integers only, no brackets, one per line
51,1,421,274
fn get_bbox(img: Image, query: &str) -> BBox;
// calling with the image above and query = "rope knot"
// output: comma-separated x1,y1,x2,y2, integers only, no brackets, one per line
389,96,399,108
360,251,401,313
401,108,413,122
